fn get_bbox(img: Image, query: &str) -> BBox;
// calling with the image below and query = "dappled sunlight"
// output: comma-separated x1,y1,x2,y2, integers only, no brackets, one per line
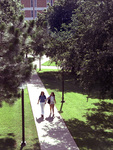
27,72,79,150
36,115,79,150
65,118,113,150
65,100,113,150
38,70,113,149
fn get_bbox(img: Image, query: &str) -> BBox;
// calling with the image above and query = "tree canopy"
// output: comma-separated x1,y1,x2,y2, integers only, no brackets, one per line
46,0,113,99
47,0,78,31
31,12,48,57
72,0,113,99
0,0,34,104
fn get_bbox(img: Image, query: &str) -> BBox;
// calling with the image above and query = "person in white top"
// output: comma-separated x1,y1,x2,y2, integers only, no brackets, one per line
47,92,56,117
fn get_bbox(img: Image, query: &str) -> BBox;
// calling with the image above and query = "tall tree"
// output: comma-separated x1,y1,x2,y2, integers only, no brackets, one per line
46,0,113,99
31,12,48,56
30,12,49,70
70,0,113,98
0,0,34,104
47,0,78,31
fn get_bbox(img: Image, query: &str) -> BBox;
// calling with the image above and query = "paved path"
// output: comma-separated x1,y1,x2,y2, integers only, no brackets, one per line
33,55,60,70
27,72,79,150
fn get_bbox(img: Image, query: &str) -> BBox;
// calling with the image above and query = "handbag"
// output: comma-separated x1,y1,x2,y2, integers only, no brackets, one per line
48,98,50,104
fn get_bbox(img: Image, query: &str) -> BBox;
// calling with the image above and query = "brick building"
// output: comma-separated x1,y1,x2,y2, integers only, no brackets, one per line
20,0,56,20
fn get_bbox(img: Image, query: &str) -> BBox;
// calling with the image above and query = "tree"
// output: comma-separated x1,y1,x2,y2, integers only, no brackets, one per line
30,12,49,70
47,0,78,31
45,29,78,72
31,12,48,56
0,0,34,104
46,0,113,99
70,0,113,99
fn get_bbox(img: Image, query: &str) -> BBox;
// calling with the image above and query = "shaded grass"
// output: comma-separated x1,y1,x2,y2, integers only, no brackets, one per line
0,89,40,150
38,70,113,150
37,68,60,72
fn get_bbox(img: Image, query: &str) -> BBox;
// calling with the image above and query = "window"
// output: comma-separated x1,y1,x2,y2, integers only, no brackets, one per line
47,0,53,6
35,0,37,7
31,10,37,18
31,10,33,17
51,0,53,6
31,0,33,7
31,0,37,8
35,10,37,17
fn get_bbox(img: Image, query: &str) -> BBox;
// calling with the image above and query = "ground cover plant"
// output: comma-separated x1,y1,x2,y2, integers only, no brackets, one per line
0,89,40,150
38,69,113,150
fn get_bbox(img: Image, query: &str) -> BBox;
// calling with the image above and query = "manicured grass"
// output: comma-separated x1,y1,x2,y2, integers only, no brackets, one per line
0,89,40,150
38,69,113,150
37,68,60,72
42,60,57,66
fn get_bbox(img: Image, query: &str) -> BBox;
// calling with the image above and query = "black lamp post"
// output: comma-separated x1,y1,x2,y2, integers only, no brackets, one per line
19,84,26,147
60,68,65,112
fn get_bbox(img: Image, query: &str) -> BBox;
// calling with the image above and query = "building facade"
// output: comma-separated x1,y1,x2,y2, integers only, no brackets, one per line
20,0,56,20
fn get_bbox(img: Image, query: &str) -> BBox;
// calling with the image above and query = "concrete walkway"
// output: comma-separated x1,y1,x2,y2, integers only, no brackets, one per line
32,55,60,70
27,71,79,150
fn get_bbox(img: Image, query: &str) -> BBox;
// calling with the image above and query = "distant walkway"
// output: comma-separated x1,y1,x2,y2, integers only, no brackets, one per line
33,55,60,70
27,72,79,150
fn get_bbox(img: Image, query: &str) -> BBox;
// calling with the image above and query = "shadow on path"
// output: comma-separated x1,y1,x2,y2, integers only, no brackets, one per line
28,74,44,89
36,115,79,150
45,116,54,122
36,117,44,123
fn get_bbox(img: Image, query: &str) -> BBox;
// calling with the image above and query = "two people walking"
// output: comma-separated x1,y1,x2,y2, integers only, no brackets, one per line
37,91,56,118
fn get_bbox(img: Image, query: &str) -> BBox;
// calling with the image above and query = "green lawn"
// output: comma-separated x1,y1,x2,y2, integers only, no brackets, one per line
42,60,57,66
38,69,113,150
0,89,40,150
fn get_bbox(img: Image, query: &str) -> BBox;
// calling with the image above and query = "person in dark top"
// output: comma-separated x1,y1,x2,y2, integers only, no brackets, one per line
37,91,46,118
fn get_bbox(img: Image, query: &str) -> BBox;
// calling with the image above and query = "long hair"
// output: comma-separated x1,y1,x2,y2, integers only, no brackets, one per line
50,92,55,97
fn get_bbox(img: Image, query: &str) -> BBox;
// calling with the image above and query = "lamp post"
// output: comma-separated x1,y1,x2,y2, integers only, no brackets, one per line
19,84,26,147
60,68,65,112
